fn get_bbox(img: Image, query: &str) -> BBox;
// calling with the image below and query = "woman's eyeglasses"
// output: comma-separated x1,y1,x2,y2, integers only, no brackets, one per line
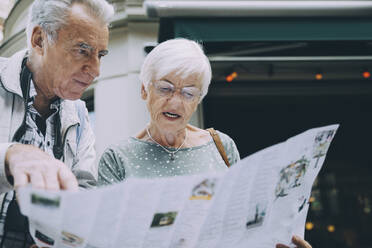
151,81,201,102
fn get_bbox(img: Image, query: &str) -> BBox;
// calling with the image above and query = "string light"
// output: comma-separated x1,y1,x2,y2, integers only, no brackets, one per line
226,72,238,83
305,222,314,230
327,225,335,232
226,75,234,82
315,73,323,80
363,71,371,79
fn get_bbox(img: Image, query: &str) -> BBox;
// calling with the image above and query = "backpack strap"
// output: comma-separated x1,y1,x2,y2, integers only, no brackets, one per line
207,128,230,167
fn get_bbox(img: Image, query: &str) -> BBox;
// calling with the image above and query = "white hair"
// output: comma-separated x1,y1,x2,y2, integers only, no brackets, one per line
26,0,114,49
140,38,212,102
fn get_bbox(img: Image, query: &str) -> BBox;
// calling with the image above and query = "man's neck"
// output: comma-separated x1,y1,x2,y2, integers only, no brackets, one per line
26,59,56,118
33,94,55,118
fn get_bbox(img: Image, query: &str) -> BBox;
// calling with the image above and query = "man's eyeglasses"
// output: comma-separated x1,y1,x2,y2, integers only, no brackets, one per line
151,80,201,102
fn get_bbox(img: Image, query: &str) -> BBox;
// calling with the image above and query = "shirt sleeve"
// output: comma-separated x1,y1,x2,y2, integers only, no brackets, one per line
0,143,15,193
217,130,241,166
71,101,97,189
98,146,126,186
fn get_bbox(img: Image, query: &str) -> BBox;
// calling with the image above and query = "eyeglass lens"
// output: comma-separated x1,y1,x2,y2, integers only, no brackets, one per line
154,81,201,101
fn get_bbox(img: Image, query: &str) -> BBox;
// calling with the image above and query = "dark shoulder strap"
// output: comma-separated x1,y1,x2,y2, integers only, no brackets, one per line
12,57,32,142
207,128,230,167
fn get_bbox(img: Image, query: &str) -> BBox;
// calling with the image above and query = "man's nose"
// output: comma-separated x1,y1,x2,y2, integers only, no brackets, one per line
83,56,100,79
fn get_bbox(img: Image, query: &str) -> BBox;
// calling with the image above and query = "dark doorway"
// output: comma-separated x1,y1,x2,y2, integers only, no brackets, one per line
203,78,372,248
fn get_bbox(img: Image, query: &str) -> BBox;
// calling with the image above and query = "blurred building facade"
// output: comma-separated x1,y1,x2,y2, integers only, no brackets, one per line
1,1,372,248
0,0,16,42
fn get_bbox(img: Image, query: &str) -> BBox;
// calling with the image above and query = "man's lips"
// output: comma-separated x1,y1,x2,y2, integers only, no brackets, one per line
74,79,90,87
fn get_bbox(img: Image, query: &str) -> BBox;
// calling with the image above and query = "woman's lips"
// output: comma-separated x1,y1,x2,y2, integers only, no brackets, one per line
163,112,181,120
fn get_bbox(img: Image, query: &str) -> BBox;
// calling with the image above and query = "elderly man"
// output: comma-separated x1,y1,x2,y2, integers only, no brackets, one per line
0,0,113,246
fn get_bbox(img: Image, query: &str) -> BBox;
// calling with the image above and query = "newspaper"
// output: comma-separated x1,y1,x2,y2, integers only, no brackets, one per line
18,124,339,248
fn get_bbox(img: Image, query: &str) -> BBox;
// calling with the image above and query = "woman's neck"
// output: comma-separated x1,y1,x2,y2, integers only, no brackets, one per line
147,124,187,148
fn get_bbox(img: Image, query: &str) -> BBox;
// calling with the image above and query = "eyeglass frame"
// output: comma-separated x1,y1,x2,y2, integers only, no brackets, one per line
149,80,202,102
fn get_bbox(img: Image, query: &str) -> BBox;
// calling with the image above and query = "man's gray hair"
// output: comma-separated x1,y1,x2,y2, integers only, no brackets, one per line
140,38,212,102
26,0,114,49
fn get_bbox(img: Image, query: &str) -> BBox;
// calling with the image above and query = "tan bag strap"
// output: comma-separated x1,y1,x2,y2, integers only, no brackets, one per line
207,128,230,167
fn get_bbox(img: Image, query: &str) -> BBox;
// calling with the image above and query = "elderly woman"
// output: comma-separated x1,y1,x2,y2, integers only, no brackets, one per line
98,38,312,248
98,38,239,182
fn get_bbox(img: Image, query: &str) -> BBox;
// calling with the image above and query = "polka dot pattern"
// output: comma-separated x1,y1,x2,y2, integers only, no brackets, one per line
98,131,240,186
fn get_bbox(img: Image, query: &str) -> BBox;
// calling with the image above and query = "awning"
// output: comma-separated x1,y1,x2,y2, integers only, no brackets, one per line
145,1,372,18
159,17,372,43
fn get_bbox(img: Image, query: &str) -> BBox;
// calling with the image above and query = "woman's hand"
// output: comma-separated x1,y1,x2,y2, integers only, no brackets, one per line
276,235,312,248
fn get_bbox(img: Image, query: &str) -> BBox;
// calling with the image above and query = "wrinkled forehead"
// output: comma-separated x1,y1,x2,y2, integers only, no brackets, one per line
59,4,109,48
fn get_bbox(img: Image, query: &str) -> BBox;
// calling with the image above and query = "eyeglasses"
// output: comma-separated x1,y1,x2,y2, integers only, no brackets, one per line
151,80,202,102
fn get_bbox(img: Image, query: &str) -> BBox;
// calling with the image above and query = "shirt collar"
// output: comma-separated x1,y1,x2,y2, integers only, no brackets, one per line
29,79,37,100
28,79,63,111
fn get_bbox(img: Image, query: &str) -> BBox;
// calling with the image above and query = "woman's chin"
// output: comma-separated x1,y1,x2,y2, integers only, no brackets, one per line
157,119,186,130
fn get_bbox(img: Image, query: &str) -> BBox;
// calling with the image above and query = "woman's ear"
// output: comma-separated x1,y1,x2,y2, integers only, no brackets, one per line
141,84,148,100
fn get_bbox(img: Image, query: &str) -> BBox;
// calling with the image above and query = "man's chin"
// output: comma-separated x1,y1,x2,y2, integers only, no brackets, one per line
58,92,84,101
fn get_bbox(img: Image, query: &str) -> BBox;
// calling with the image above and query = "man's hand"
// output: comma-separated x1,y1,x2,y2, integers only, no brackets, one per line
5,144,78,191
276,235,312,248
